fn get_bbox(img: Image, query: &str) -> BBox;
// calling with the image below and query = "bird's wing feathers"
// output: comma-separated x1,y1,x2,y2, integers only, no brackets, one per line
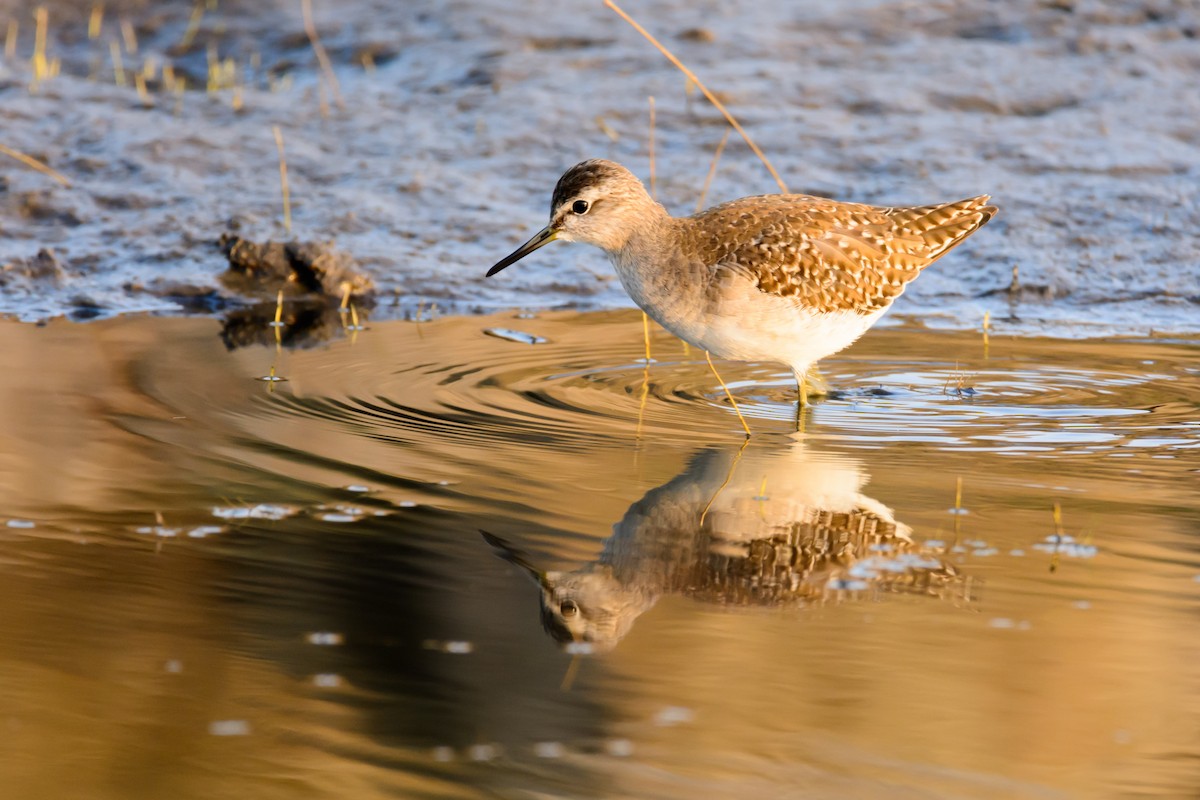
690,194,994,314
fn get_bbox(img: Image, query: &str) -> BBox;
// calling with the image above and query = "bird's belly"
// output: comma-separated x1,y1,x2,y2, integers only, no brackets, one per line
660,289,882,373
612,253,884,372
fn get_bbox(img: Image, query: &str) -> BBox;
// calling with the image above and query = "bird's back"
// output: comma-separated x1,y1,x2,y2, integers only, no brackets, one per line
681,193,997,315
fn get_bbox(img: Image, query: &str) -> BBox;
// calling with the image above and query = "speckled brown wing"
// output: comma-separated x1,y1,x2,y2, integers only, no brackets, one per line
689,194,996,314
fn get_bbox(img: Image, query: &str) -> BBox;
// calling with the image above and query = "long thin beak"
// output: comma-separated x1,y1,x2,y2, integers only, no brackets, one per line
486,225,557,277
480,530,552,590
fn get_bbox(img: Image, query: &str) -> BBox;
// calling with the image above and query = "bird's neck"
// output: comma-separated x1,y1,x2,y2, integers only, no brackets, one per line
610,215,706,337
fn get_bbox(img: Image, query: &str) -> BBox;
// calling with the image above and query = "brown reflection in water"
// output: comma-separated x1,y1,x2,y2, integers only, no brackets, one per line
219,300,366,351
486,442,970,653
0,311,1196,798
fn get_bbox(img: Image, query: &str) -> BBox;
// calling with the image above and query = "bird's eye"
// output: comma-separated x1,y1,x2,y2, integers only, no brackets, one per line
571,199,590,215
560,599,579,617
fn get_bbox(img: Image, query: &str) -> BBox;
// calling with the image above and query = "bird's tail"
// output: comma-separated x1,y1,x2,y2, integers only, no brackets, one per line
887,195,997,259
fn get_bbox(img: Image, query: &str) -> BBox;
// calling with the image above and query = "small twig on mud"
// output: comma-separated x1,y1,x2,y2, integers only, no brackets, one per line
301,0,345,111
272,126,292,234
605,0,788,193
0,141,71,186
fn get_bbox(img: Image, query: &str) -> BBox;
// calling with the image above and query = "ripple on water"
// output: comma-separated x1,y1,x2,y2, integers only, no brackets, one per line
249,316,1198,467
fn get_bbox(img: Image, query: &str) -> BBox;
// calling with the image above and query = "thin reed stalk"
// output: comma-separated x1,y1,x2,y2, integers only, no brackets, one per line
0,141,71,186
301,0,344,110
605,0,788,193
272,126,292,234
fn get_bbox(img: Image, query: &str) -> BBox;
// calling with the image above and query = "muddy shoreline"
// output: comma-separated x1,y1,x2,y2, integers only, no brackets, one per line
0,0,1197,336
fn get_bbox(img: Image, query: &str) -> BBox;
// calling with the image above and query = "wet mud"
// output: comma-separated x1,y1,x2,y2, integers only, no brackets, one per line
0,0,1196,333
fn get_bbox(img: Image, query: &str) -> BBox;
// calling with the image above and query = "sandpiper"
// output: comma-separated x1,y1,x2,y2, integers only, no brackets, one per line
487,159,996,403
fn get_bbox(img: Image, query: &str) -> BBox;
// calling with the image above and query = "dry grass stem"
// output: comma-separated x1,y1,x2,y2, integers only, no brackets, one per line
273,289,284,347
594,115,619,141
178,4,203,50
134,72,151,105
32,7,48,85
88,4,103,39
0,141,71,186
272,126,292,234
641,310,652,363
5,20,17,61
605,0,788,193
109,38,125,85
696,128,731,213
120,17,137,54
301,0,344,111
648,95,656,198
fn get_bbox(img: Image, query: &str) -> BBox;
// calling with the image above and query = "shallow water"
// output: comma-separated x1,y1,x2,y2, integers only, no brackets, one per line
1,309,1198,798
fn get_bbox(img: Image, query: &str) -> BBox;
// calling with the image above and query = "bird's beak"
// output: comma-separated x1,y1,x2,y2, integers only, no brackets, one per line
486,225,558,277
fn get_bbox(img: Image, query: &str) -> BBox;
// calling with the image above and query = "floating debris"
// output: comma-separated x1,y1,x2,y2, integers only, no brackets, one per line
211,503,298,521
431,746,454,762
312,673,342,687
1031,535,1098,559
6,519,35,529
422,639,474,654
653,706,695,727
187,525,226,538
604,738,635,757
164,660,184,674
316,512,358,523
828,578,871,592
483,327,548,345
208,720,251,736
133,525,180,537
988,618,1032,630
305,632,344,646
467,744,500,762
533,741,564,758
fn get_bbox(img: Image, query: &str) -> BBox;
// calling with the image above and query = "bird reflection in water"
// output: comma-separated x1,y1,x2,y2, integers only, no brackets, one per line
485,441,971,654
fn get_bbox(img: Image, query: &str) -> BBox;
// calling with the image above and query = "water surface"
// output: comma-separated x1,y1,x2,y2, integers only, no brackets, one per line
1,309,1197,798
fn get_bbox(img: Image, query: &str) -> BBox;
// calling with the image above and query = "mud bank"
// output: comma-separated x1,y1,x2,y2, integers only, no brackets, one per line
0,0,1197,335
